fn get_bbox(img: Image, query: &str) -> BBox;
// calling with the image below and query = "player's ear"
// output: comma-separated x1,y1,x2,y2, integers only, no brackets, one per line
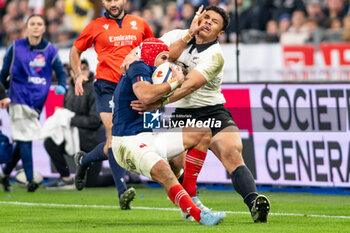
217,30,225,39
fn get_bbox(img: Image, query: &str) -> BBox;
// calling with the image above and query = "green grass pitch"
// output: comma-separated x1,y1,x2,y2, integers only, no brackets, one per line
0,183,349,233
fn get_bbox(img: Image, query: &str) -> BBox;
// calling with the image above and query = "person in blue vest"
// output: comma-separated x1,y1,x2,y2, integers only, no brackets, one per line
0,14,66,192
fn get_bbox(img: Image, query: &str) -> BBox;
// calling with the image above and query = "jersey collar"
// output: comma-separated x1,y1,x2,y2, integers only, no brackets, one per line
26,37,48,50
189,39,218,54
104,11,126,28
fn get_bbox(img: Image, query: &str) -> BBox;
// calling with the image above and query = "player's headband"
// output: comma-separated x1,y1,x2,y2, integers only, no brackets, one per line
140,38,169,66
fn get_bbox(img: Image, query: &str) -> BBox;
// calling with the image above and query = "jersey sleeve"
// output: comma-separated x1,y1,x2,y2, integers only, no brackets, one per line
0,44,13,88
143,20,154,39
73,21,96,52
0,82,7,100
160,29,187,47
195,52,224,82
127,62,152,85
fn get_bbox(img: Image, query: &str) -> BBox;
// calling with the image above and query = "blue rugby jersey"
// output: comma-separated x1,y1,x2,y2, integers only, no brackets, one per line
112,61,156,136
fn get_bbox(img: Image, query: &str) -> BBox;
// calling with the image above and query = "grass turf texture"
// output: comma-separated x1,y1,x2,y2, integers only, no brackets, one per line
0,183,349,233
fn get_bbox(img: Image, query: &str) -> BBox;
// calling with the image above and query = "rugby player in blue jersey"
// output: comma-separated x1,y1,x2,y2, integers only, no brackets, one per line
129,6,270,223
111,38,225,225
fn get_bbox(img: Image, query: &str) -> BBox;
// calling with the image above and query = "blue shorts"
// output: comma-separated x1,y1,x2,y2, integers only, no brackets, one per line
94,79,118,113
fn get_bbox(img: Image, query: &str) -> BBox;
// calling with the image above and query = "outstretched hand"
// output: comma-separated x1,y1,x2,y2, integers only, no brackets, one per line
188,5,206,37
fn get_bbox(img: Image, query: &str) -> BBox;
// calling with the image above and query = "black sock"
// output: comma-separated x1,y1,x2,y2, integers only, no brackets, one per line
230,165,258,210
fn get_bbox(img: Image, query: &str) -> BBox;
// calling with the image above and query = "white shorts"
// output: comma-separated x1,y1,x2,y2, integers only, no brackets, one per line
112,128,184,179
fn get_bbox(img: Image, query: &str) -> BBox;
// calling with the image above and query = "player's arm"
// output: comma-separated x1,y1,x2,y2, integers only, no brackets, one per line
120,47,140,74
130,69,206,112
133,81,172,105
69,45,88,96
70,22,95,96
132,65,184,105
167,6,205,62
167,70,207,103
52,55,67,94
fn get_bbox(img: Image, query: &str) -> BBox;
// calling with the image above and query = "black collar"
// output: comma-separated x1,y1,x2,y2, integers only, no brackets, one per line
26,37,48,50
104,12,126,28
189,39,218,54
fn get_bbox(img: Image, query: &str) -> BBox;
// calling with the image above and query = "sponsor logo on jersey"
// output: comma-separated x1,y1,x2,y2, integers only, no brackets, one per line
109,35,137,46
29,54,46,73
28,76,47,85
103,24,109,30
130,20,138,30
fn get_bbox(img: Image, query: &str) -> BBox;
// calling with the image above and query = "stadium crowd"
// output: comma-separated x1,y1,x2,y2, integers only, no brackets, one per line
0,0,349,48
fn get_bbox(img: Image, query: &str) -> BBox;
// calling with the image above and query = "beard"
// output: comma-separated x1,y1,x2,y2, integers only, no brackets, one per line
106,5,124,19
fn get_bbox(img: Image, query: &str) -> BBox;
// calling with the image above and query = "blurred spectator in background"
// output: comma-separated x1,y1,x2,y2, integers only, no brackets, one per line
47,17,60,44
0,0,349,47
280,10,309,45
322,16,342,42
226,0,265,43
2,1,23,46
19,0,32,20
268,0,306,22
177,0,209,13
56,25,74,48
305,0,327,28
208,0,227,8
141,7,161,37
342,15,350,41
180,2,195,29
265,19,280,43
54,0,66,20
304,18,320,43
165,1,178,21
324,0,348,23
278,13,292,35
131,0,148,10
46,7,62,24
160,2,182,36
44,60,109,190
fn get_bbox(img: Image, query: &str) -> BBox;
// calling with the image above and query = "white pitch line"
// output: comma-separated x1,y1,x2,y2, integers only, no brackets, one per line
1,201,350,219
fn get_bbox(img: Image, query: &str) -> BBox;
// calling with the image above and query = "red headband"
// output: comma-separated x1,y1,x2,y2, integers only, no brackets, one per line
140,38,169,66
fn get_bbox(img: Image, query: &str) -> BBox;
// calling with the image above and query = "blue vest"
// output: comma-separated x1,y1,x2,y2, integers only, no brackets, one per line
9,38,58,111
112,61,156,136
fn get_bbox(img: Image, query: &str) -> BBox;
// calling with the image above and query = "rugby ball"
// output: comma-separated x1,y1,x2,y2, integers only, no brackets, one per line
15,169,43,187
152,62,178,97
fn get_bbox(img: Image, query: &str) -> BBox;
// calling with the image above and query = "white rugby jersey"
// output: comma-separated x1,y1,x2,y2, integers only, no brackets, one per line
160,29,226,108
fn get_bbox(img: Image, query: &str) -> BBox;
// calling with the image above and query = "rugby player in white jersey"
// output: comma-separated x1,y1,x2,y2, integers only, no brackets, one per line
130,5,270,223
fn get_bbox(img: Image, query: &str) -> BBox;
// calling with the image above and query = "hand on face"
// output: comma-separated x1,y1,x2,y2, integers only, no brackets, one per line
189,5,206,37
